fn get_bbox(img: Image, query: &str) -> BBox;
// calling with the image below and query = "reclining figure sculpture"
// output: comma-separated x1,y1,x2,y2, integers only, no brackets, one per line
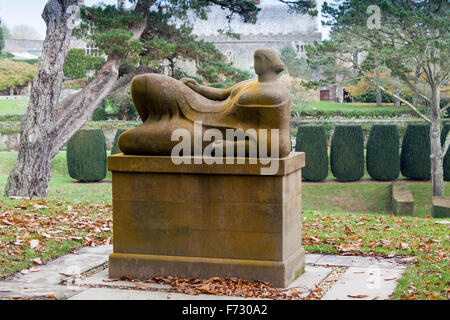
118,48,292,158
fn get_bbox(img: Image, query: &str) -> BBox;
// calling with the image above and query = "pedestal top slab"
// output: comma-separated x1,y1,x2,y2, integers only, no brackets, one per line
108,152,305,176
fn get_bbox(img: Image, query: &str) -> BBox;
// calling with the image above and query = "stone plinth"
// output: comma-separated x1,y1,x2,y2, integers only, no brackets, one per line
392,182,414,216
108,152,305,287
432,196,450,218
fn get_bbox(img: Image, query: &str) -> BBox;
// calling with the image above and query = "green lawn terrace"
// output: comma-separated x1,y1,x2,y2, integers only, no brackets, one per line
292,101,429,120
0,99,28,115
0,98,430,120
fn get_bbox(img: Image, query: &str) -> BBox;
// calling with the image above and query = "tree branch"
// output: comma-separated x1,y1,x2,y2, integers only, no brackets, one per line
354,64,431,123
443,129,450,159
440,102,450,115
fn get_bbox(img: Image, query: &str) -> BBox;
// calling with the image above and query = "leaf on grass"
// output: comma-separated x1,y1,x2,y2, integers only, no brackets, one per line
338,243,361,252
33,204,48,210
29,239,39,249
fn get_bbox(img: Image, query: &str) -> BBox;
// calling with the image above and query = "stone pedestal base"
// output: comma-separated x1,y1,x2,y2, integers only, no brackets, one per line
108,152,305,288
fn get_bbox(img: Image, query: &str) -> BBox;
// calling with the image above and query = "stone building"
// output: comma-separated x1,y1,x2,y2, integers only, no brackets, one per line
177,2,322,77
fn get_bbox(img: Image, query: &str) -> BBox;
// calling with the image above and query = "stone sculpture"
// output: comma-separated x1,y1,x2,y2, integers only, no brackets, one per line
118,48,292,158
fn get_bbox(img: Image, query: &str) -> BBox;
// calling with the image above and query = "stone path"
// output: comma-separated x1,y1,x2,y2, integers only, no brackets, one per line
0,245,408,300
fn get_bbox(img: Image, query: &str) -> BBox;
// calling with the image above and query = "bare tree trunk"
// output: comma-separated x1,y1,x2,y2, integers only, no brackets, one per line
375,69,382,106
394,86,401,108
4,0,148,198
430,84,443,197
412,65,421,106
5,0,78,197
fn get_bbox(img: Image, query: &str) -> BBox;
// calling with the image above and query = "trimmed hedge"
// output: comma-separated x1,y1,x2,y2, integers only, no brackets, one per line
400,124,430,180
295,125,328,181
67,129,107,182
440,123,450,181
366,124,400,181
92,107,106,121
330,125,364,182
111,128,127,155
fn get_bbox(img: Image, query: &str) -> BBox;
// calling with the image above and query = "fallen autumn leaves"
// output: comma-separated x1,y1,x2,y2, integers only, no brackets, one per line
118,274,308,300
0,198,448,300
0,199,112,279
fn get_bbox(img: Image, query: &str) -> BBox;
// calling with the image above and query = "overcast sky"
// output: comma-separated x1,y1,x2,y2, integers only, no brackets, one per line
0,0,329,40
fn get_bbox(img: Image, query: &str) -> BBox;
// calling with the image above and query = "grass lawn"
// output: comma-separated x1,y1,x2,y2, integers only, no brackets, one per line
303,182,450,218
306,101,408,112
0,152,112,203
0,99,28,115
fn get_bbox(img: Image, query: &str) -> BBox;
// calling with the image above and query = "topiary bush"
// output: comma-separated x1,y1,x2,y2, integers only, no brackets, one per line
295,125,328,181
366,124,400,181
67,129,107,182
400,124,430,180
330,125,364,182
92,107,106,121
64,48,105,79
440,123,450,181
111,128,127,155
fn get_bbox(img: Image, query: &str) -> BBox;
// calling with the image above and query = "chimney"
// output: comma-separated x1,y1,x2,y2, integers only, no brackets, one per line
117,0,125,9
252,0,260,4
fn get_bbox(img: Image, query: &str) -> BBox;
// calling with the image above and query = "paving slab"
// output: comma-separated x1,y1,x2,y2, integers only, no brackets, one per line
287,266,331,297
304,253,323,265
80,269,172,290
68,287,267,300
76,245,113,256
0,249,408,300
0,281,82,299
8,245,112,285
321,266,405,300
314,255,406,269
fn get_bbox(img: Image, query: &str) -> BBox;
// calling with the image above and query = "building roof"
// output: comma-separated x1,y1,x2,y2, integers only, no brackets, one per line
5,39,44,52
187,4,318,37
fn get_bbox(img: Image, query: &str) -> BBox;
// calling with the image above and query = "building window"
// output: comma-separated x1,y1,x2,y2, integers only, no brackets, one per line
294,42,305,54
86,43,99,57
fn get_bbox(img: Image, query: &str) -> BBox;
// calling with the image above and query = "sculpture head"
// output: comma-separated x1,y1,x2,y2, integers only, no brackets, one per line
253,49,285,79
